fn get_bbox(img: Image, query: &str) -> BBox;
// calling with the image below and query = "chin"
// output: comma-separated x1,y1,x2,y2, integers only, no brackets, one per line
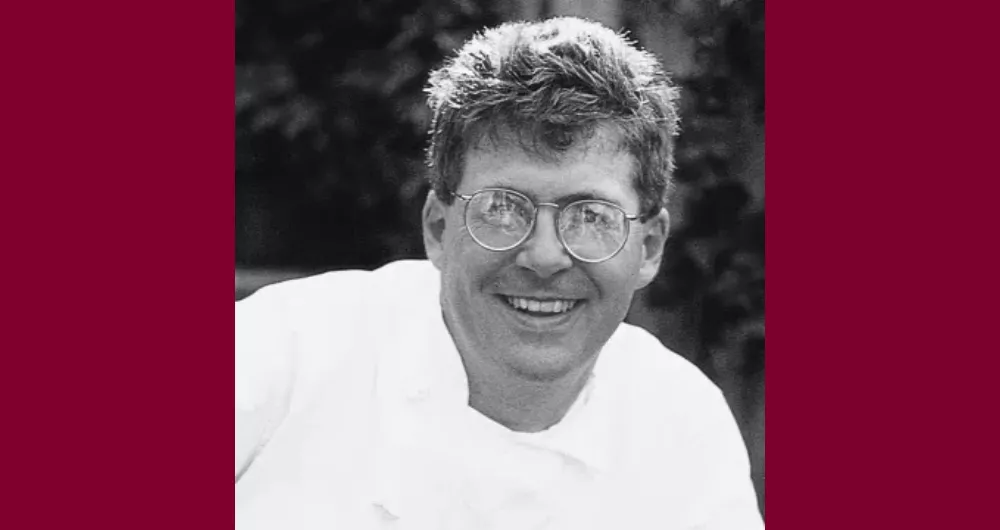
503,348,591,383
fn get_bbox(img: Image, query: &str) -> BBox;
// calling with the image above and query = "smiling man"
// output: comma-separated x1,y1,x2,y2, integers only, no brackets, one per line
236,17,764,529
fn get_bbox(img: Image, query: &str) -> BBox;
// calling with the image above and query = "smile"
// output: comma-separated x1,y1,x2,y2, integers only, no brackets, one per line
502,296,579,315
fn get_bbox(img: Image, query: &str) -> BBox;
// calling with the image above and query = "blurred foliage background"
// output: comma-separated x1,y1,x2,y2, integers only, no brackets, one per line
236,0,764,513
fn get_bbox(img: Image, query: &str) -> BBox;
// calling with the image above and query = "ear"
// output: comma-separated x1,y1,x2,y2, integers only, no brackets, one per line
635,208,670,290
422,190,449,270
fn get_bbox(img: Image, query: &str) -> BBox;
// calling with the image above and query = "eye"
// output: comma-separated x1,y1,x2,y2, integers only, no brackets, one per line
477,191,531,231
487,197,516,214
579,204,612,227
485,195,521,219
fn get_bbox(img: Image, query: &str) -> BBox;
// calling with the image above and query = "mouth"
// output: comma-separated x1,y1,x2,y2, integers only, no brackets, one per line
498,295,583,318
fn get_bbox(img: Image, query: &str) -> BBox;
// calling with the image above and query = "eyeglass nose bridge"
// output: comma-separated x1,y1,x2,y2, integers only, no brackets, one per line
522,201,604,265
521,201,565,248
530,201,564,226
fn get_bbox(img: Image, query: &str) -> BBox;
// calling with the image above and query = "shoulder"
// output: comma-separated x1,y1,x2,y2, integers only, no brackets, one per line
603,323,724,404
238,259,439,322
600,325,757,515
599,323,737,442
236,259,441,368
235,259,441,400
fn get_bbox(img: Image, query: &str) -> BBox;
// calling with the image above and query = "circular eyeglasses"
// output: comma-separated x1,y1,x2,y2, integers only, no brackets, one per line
453,188,641,263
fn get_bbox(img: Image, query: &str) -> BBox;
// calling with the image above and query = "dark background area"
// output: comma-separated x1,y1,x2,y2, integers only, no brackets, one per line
236,0,764,512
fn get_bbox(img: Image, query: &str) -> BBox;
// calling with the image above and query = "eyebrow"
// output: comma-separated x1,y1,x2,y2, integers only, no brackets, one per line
557,191,615,205
488,183,620,206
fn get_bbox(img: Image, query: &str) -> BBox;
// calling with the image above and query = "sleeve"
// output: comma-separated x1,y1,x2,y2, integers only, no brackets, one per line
235,285,297,481
691,388,765,530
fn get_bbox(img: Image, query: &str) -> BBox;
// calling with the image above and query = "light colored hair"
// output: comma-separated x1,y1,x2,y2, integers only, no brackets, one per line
425,17,681,220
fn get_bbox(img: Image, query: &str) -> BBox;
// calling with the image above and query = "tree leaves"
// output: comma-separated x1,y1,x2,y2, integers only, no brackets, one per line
646,0,765,373
236,0,501,268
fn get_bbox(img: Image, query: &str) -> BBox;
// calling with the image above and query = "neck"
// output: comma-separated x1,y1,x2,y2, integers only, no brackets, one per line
460,352,596,433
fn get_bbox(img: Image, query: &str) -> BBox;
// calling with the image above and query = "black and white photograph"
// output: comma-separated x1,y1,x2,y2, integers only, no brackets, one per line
236,0,765,528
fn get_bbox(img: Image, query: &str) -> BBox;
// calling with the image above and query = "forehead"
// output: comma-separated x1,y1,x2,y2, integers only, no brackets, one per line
459,126,638,206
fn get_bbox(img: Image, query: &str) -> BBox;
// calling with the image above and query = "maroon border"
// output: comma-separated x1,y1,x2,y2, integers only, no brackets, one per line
0,4,233,527
768,2,1000,528
6,1,995,527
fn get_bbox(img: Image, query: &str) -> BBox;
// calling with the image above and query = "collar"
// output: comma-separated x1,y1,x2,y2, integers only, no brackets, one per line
509,366,614,473
387,305,614,471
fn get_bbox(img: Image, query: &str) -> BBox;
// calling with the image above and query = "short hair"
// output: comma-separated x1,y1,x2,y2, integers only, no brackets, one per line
425,16,681,220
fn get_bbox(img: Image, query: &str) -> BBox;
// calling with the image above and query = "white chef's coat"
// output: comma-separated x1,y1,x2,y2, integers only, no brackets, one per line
236,260,763,529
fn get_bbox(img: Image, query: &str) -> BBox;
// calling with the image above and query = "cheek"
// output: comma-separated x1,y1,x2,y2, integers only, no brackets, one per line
590,257,644,299
441,231,496,295
440,216,476,270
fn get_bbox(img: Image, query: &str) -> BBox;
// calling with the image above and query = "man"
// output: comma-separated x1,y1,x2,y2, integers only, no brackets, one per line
236,16,763,529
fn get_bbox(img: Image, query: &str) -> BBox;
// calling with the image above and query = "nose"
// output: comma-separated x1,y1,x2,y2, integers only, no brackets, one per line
515,207,573,278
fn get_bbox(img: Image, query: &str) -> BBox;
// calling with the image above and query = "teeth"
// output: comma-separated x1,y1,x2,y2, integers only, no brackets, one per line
504,296,578,314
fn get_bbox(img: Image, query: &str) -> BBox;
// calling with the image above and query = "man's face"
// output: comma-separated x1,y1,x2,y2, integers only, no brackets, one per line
423,127,669,382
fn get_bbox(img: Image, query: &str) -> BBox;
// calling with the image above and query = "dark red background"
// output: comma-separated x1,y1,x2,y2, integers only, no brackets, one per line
1,1,997,527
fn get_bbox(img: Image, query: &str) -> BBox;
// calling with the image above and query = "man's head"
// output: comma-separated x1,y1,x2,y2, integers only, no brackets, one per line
425,16,680,220
421,17,680,384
